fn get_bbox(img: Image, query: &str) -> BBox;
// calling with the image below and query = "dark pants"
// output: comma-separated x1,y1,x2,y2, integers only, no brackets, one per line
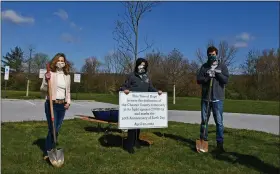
200,100,224,143
127,129,140,148
44,100,66,155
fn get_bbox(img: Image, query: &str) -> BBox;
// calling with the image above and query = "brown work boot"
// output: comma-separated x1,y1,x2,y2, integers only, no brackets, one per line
43,155,49,160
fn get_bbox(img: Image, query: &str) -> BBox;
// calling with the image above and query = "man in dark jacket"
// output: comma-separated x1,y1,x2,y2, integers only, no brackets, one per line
120,58,162,154
197,46,229,152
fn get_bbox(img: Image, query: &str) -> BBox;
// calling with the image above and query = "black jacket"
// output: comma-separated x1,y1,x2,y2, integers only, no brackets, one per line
197,62,229,100
120,58,157,92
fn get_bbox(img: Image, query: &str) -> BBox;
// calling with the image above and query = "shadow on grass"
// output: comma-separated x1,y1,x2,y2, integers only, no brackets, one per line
85,126,125,149
211,151,280,174
153,132,279,173
153,132,198,152
84,126,122,134
98,133,152,149
98,134,125,147
208,129,231,134
32,138,54,166
209,129,280,146
33,138,45,153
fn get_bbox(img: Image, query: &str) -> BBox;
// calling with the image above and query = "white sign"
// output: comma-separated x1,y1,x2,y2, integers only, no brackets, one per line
74,74,81,83
39,69,47,79
118,91,168,129
4,66,9,80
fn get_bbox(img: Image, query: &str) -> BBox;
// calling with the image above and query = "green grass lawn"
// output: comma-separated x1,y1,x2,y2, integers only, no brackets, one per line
1,119,279,174
2,90,279,115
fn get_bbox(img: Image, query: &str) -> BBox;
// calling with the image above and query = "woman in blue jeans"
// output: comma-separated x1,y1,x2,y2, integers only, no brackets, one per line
40,53,71,160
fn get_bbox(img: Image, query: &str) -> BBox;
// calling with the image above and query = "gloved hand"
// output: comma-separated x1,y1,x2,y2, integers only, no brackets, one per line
45,72,51,82
214,69,222,74
206,69,215,78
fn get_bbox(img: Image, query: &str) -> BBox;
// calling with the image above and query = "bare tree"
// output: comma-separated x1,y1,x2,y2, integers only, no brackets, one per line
67,60,76,73
79,57,100,93
188,60,200,74
145,50,163,76
24,45,35,97
162,49,189,102
103,53,114,74
163,49,188,85
113,2,158,72
29,53,49,73
196,40,237,67
103,50,132,74
255,49,279,100
239,48,280,100
102,50,129,94
240,49,260,75
21,45,35,72
81,57,101,75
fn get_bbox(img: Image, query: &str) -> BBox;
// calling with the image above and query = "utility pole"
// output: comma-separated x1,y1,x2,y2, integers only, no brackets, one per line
26,46,33,97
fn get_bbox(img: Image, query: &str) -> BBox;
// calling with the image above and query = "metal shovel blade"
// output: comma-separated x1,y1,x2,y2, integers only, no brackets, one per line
47,148,64,167
200,140,208,153
196,139,202,153
196,139,208,153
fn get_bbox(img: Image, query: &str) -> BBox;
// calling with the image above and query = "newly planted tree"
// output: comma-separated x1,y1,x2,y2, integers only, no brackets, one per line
113,2,158,72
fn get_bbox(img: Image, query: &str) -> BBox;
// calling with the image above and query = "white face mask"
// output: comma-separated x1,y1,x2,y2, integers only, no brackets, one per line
56,62,65,69
138,65,145,73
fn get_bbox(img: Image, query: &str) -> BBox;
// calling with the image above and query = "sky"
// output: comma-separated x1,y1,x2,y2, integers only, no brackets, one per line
1,1,279,72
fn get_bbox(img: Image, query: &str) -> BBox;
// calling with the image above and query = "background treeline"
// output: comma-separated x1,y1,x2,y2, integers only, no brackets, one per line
1,43,279,101
2,2,279,101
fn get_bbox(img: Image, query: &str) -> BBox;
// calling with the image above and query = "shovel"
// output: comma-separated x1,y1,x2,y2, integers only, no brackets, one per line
196,77,213,153
46,63,65,167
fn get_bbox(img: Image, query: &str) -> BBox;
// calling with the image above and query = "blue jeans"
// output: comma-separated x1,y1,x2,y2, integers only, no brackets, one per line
200,100,224,143
44,100,66,155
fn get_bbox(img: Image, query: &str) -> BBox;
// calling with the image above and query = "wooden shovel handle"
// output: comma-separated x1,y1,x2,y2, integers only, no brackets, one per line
46,63,57,143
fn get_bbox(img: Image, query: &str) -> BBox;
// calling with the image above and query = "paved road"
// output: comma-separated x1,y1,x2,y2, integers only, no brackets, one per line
1,99,279,135
1,99,116,122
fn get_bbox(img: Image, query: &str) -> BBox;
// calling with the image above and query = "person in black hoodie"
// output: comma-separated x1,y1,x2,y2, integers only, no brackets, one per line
120,57,162,154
